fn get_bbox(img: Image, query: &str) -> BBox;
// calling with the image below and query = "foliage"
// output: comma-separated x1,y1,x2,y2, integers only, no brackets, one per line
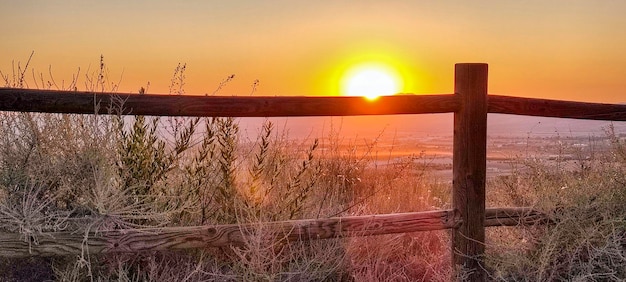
486,127,626,281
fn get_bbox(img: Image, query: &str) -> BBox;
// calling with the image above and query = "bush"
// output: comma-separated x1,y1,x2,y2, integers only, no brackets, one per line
487,127,626,281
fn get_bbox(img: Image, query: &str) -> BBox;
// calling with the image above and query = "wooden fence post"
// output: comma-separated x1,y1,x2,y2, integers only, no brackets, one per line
452,63,488,281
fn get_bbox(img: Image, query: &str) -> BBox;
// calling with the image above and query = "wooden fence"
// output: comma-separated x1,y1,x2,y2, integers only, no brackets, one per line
1,63,626,281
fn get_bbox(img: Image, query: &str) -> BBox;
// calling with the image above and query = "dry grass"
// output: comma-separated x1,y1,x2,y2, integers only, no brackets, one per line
0,109,452,281
485,126,626,281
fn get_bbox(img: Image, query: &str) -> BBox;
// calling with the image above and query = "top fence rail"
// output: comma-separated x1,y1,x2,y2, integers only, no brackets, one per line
1,88,626,120
0,88,458,117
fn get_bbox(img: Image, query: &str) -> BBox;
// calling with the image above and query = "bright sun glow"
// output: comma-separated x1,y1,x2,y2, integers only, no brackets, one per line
342,64,401,101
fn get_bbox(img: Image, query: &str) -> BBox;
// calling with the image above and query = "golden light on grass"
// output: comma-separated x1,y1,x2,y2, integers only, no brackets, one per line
341,63,402,101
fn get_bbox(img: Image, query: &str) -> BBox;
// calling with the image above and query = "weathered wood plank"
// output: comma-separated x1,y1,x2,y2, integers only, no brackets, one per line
489,95,626,121
0,88,459,117
3,89,626,121
0,208,546,258
453,63,489,281
485,207,551,226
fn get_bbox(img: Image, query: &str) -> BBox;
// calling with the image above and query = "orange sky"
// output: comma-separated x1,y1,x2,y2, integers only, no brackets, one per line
2,1,626,103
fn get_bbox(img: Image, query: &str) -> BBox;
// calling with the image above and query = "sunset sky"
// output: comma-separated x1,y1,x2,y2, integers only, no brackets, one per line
2,1,626,104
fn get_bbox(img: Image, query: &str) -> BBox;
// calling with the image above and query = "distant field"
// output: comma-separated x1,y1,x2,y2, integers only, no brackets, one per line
312,133,616,183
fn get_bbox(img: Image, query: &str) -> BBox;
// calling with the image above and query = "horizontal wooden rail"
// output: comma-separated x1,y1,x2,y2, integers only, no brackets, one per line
489,95,626,121
0,88,459,117
0,207,548,258
3,89,626,121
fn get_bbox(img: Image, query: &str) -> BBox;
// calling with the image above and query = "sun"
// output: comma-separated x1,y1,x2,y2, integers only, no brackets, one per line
341,63,402,101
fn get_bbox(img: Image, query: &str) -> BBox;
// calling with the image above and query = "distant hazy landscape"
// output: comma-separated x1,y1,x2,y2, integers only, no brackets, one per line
250,115,624,183
239,114,626,141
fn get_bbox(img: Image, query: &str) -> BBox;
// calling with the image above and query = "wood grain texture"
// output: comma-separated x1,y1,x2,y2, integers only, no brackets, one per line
0,88,459,117
489,95,626,121
453,63,489,281
0,208,545,258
